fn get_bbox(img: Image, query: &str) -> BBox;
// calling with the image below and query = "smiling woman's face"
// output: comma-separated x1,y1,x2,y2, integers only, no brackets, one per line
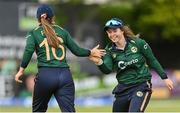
106,28,124,43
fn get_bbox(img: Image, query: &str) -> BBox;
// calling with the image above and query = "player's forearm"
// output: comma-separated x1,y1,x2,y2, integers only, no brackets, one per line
149,59,168,79
21,50,34,68
98,63,112,74
140,40,168,79
19,67,25,72
144,50,168,79
70,46,90,57
66,38,90,57
98,59,113,74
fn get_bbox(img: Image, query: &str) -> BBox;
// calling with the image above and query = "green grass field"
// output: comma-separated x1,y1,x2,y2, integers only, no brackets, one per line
0,99,180,112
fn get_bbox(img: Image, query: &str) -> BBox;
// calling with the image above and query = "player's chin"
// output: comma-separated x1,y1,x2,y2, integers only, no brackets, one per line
112,39,118,43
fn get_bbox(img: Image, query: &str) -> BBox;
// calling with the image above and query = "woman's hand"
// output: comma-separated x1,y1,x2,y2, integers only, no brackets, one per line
163,79,174,90
15,67,25,83
90,44,106,58
89,56,103,65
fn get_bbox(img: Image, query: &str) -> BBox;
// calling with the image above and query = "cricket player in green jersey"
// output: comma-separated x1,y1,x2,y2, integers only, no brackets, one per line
14,4,105,112
89,18,174,112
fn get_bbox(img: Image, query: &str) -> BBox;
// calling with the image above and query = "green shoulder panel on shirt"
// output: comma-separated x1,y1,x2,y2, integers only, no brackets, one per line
128,37,144,48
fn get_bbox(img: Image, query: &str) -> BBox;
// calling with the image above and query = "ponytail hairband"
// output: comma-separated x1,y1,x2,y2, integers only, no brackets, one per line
41,13,47,18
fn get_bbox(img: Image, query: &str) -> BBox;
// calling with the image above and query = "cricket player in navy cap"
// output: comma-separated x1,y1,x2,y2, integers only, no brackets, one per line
89,18,174,112
15,4,105,112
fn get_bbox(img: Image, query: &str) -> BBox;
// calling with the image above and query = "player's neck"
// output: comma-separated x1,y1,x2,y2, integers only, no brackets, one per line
115,37,126,50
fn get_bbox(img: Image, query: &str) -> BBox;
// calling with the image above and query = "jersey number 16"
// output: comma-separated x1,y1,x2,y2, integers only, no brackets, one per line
39,38,65,61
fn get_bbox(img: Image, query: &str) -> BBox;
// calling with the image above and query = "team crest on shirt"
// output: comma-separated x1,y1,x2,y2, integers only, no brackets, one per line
131,46,138,53
136,91,143,97
112,53,116,58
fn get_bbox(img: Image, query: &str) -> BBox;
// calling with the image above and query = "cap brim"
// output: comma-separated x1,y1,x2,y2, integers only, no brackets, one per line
104,25,121,31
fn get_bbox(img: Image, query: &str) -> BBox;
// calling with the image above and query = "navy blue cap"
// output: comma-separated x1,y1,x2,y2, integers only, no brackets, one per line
36,4,54,19
104,18,124,31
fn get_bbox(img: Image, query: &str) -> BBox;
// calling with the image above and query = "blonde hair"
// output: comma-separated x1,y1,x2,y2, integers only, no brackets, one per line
40,14,60,48
121,25,139,38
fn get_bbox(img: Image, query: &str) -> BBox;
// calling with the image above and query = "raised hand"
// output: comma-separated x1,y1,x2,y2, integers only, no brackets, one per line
89,56,103,65
90,44,106,58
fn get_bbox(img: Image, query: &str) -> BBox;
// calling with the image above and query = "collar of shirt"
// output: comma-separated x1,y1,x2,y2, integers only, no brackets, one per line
112,38,129,51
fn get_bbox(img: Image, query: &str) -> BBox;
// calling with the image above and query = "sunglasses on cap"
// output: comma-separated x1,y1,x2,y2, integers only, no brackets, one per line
104,18,124,31
105,19,123,27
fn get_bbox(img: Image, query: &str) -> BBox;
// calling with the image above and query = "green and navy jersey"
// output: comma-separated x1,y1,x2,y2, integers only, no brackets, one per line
21,25,90,68
98,37,167,85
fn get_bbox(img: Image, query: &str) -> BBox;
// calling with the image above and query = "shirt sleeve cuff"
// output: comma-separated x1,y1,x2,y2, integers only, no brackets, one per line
87,50,91,56
161,73,168,79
